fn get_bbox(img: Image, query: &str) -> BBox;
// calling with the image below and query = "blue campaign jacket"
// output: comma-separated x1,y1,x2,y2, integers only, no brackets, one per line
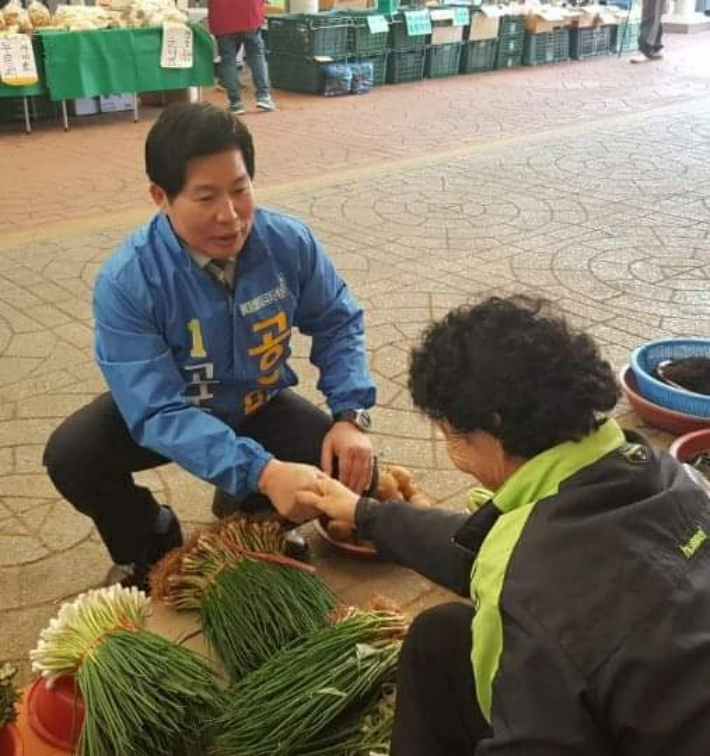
93,208,376,496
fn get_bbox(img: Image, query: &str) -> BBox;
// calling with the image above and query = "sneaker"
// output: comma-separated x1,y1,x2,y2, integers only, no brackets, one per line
108,507,184,594
630,52,662,64
228,101,247,115
256,95,276,112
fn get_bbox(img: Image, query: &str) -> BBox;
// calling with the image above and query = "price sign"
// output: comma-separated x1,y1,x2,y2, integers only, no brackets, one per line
161,22,194,69
0,34,38,87
366,14,389,34
404,10,432,36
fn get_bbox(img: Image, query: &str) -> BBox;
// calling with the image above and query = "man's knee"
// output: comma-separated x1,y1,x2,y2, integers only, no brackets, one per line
401,603,473,668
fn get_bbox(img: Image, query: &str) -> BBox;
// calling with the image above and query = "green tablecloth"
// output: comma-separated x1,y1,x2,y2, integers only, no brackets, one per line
38,24,214,101
0,37,47,99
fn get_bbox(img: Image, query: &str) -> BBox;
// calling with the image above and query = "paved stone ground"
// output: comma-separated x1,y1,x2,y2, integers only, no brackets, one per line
1,35,709,682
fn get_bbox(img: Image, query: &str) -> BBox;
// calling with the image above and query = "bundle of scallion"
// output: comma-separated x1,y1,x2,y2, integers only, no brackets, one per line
291,683,396,756
150,516,337,682
210,607,406,756
30,585,223,756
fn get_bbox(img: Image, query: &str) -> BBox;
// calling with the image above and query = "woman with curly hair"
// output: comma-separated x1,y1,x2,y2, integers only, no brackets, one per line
298,295,710,756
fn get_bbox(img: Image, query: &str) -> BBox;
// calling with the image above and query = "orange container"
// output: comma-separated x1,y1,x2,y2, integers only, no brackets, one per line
0,723,23,756
26,677,84,751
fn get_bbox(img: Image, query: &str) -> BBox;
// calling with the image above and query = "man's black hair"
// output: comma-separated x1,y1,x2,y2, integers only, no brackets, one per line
145,103,255,200
409,296,620,459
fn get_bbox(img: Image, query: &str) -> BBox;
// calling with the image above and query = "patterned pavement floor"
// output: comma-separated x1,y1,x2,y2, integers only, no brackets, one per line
1,34,709,681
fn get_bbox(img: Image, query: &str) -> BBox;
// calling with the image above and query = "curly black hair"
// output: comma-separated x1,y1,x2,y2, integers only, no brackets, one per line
408,296,620,459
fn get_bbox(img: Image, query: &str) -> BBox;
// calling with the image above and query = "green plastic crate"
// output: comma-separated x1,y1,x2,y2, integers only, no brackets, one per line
523,29,570,66
460,38,496,74
353,52,389,86
613,21,640,53
494,50,523,69
496,31,525,55
378,0,399,12
388,12,428,50
570,25,613,60
499,15,526,37
386,47,427,83
267,14,350,57
268,53,346,94
346,13,390,55
425,43,462,78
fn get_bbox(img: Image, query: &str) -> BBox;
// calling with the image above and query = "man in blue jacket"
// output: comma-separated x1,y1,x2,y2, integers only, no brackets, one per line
43,103,376,590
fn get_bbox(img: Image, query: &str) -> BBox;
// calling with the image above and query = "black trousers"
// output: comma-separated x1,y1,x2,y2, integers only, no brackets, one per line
392,603,492,756
43,389,332,564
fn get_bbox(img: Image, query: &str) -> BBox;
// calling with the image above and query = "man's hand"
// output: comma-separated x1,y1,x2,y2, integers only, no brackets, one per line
295,476,359,526
321,421,374,494
257,460,324,523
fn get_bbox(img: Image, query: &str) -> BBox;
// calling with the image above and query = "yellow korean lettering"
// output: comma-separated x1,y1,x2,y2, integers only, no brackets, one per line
187,319,207,359
244,390,267,415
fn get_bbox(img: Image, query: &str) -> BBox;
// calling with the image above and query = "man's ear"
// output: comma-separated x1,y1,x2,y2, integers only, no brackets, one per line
149,183,169,210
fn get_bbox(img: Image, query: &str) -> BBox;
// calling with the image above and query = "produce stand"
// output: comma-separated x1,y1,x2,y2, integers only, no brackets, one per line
37,24,214,130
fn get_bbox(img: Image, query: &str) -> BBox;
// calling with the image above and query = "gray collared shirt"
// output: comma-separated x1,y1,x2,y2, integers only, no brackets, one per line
188,247,236,290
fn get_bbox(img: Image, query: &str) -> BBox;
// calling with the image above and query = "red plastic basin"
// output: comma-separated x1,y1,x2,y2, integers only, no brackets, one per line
0,723,23,756
27,677,84,751
619,365,710,436
669,429,710,464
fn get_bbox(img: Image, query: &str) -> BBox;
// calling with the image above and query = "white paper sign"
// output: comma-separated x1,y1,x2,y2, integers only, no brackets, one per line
366,14,389,34
161,22,194,69
0,34,38,87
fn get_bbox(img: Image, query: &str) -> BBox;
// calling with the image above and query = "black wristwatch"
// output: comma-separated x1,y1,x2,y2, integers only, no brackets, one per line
333,409,372,433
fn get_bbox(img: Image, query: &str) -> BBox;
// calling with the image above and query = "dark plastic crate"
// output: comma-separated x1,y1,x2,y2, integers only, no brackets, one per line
613,21,639,53
523,29,570,66
346,12,390,55
496,32,525,55
388,12,428,50
386,46,427,83
425,43,462,77
269,53,346,94
499,15,526,37
267,14,350,57
494,50,523,69
570,25,612,59
460,38,496,73
353,52,389,85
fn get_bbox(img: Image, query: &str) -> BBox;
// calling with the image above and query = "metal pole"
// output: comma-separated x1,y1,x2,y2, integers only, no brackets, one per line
23,96,31,134
618,0,636,56
62,100,69,131
133,92,139,122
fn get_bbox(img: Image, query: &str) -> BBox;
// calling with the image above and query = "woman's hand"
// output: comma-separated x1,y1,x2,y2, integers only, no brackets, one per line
295,476,360,527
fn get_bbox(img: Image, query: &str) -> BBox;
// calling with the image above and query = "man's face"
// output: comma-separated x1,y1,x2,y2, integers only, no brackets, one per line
151,149,255,260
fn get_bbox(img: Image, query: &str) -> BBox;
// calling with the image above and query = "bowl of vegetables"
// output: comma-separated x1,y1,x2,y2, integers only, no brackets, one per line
27,676,84,751
619,365,710,436
669,429,710,484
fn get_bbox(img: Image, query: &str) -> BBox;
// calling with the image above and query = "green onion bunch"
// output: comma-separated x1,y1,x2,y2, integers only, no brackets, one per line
150,517,337,682
291,683,396,756
210,608,406,756
0,662,20,728
30,585,223,756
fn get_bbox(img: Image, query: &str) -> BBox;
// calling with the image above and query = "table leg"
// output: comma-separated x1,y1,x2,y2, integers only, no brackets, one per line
62,100,68,131
23,96,31,134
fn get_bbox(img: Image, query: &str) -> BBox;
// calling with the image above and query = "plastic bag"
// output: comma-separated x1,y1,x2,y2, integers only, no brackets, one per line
28,1,51,29
323,63,352,97
350,62,374,95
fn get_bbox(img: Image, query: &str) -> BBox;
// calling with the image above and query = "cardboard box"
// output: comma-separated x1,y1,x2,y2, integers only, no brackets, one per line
430,8,464,44
69,97,100,116
469,7,503,41
568,6,619,27
524,8,570,34
318,0,374,10
99,93,134,113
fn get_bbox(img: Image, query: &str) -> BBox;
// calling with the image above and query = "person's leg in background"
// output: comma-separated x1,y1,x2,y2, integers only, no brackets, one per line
633,0,665,62
242,29,276,111
391,603,492,756
216,33,246,113
43,393,182,590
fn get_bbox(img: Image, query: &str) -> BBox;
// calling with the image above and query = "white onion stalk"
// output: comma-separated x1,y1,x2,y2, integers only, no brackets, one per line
30,585,149,686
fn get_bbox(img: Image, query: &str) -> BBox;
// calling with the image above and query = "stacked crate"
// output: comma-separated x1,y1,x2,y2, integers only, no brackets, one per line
570,24,613,60
613,20,640,53
267,15,350,94
426,7,464,78
346,11,391,85
494,15,525,69
386,10,429,84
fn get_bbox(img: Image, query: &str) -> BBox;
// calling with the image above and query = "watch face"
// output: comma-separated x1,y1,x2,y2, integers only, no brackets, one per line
355,410,372,431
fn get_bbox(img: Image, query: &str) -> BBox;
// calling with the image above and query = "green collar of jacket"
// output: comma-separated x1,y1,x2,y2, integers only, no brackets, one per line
492,418,626,514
